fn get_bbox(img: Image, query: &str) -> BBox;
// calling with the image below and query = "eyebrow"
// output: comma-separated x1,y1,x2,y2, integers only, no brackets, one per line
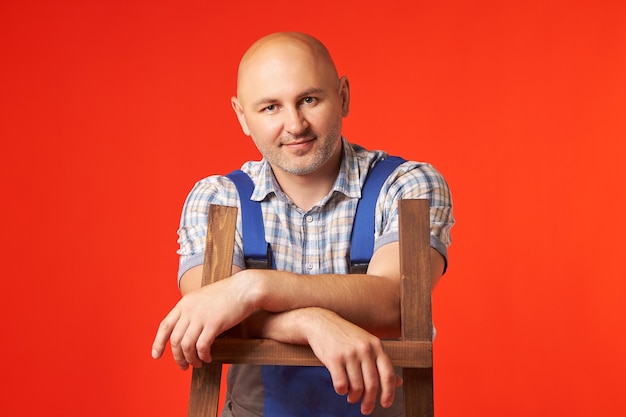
297,88,325,99
252,87,326,108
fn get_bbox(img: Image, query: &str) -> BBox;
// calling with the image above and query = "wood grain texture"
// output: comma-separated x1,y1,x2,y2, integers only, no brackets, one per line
399,199,433,341
210,339,432,367
201,205,237,286
188,205,237,417
189,363,222,417
399,200,434,417
188,200,434,417
403,368,435,417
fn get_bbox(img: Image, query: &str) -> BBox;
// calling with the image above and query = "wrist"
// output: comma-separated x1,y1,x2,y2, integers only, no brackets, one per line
232,269,267,313
280,308,325,345
297,307,337,344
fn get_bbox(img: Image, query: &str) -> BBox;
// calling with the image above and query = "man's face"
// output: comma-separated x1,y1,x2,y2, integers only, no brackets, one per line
232,43,349,177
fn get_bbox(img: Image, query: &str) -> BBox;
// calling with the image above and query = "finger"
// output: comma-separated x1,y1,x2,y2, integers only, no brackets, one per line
169,318,192,370
324,358,349,396
345,356,365,405
375,353,398,409
359,353,380,415
180,322,205,369
151,308,181,360
195,326,219,364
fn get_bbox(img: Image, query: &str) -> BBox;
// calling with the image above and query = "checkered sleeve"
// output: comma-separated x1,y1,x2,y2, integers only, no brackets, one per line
175,175,244,285
374,161,454,269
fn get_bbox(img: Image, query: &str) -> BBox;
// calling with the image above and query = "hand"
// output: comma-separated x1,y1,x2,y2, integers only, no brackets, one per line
151,277,253,370
303,308,403,415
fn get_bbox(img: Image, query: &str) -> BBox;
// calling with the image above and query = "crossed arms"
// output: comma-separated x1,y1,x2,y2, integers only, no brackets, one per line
151,242,444,415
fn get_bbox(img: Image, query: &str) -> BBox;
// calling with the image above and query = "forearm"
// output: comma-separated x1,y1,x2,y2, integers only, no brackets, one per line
178,245,444,338
234,244,447,337
245,306,391,343
240,269,401,337
244,308,310,343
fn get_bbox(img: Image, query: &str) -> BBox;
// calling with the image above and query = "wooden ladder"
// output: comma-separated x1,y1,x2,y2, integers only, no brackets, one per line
188,199,434,417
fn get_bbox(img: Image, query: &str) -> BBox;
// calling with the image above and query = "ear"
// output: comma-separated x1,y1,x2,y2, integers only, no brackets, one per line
338,76,350,117
231,97,251,136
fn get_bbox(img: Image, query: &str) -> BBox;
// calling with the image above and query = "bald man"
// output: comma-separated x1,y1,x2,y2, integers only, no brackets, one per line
152,32,454,416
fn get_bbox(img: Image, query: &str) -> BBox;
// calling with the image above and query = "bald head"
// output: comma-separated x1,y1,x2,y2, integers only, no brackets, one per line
230,32,350,180
236,32,339,99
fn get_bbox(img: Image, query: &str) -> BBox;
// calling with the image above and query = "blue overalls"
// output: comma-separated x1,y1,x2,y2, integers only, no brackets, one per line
225,156,406,417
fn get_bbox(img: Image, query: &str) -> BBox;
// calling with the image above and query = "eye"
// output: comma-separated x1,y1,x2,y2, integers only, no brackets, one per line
302,97,317,105
264,104,276,112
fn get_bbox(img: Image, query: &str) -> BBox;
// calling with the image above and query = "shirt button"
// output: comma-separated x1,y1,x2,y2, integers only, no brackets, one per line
305,215,313,223
307,263,314,270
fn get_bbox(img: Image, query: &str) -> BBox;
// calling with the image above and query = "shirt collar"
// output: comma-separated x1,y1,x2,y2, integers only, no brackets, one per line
332,138,363,199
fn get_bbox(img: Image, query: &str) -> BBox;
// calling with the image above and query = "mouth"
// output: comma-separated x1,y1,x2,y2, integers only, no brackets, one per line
282,136,316,147
281,137,317,151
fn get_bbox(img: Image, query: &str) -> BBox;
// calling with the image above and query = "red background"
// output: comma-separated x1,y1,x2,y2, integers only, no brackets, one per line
1,0,625,416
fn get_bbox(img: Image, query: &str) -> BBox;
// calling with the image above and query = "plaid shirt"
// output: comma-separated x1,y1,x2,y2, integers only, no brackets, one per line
177,139,454,284
176,139,454,416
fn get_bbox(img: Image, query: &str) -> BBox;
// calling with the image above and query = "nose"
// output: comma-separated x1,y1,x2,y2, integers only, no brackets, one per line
283,107,309,136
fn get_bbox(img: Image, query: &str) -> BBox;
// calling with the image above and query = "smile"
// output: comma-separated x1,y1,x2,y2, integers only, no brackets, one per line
282,137,317,150
282,137,315,146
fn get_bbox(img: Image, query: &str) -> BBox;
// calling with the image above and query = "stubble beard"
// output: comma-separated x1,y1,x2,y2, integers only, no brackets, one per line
256,129,342,176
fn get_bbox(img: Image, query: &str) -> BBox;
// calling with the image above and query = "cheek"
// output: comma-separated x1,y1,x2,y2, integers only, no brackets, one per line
246,117,283,140
312,105,343,127
312,110,343,134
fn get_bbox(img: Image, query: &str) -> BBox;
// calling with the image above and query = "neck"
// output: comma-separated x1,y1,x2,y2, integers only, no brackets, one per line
273,149,342,211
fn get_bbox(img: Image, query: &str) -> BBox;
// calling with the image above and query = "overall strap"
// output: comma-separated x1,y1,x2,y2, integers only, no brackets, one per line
227,156,405,272
225,170,272,269
349,156,406,273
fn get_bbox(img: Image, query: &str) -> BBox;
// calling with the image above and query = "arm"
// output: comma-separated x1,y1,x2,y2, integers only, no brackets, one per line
152,254,400,369
237,245,445,345
151,244,444,414
157,158,450,356
154,244,444,364
175,244,444,337
152,161,452,411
